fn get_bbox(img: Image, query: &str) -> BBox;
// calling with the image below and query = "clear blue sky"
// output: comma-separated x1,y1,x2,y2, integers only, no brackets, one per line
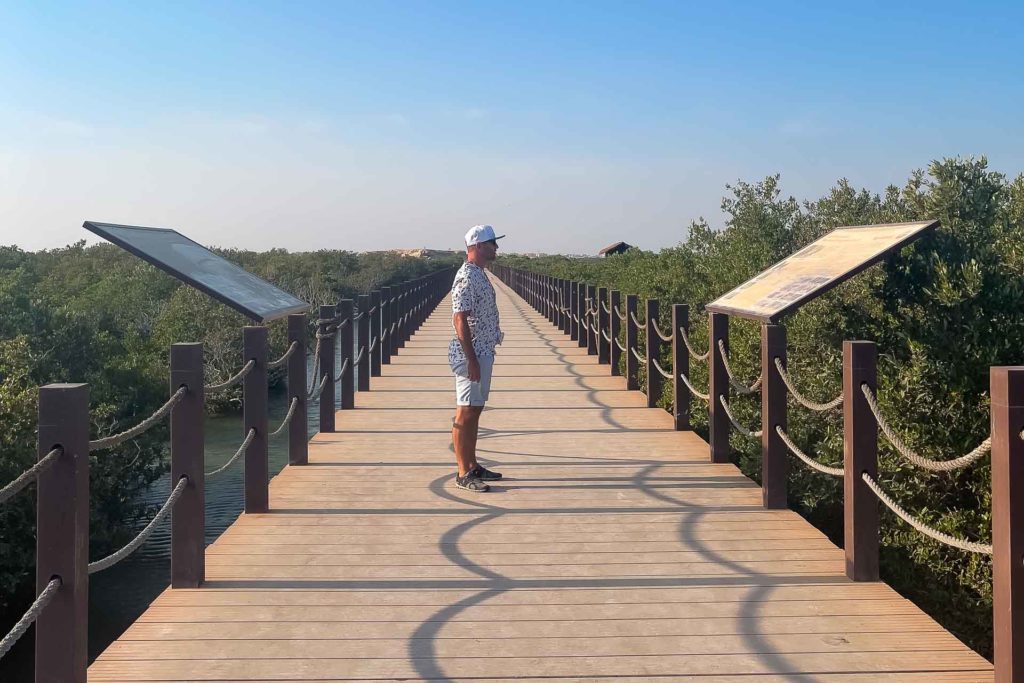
1,1,1021,254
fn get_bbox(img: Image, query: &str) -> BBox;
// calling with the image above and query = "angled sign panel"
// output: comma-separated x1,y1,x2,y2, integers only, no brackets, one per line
706,220,938,322
83,221,308,322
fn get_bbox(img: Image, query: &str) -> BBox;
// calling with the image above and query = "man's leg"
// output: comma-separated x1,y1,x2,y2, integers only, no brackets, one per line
452,405,483,477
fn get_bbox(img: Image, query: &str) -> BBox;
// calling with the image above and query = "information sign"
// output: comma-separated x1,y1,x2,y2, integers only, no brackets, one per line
83,221,308,322
706,220,937,322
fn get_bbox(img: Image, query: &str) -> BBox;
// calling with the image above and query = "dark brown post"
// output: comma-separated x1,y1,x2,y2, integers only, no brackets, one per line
318,304,336,432
36,383,89,683
379,287,392,365
598,286,609,364
370,290,382,376
761,324,787,509
170,343,204,587
396,284,407,349
339,299,355,410
672,304,689,430
992,366,1024,683
610,291,623,376
645,299,661,408
843,340,878,581
625,294,639,390
243,326,269,513
577,283,587,348
389,286,400,357
357,295,371,392
287,313,308,466
709,312,730,463
586,285,598,356
569,282,579,341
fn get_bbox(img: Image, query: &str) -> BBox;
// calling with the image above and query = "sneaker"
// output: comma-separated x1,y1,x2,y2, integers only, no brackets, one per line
472,464,503,481
455,472,490,492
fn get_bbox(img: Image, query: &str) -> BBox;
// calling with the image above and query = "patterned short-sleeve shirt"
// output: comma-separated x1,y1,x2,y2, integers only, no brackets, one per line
448,262,501,367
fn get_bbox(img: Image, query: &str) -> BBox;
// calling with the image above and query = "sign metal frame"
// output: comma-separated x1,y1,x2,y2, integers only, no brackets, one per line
705,220,938,323
83,221,308,322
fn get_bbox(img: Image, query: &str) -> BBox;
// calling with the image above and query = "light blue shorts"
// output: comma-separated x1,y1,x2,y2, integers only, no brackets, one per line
452,355,494,406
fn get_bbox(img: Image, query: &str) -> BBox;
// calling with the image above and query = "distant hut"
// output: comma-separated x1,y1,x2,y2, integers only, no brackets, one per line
598,241,633,257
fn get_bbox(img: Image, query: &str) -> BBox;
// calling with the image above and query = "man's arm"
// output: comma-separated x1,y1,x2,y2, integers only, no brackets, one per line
453,312,481,381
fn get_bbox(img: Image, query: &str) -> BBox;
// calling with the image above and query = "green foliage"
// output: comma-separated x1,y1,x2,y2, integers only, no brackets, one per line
507,156,1022,658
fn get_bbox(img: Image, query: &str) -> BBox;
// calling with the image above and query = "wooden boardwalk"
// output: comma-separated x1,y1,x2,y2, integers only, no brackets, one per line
90,279,992,681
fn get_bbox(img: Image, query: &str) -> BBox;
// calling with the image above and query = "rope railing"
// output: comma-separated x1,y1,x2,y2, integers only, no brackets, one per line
368,336,379,353
0,576,61,660
267,341,299,370
775,425,844,477
615,337,627,352
717,339,762,394
353,345,366,366
206,429,256,478
333,358,350,383
718,394,762,438
680,326,710,361
861,384,992,472
601,328,612,343
205,359,255,393
269,397,299,437
601,300,611,315
308,373,329,402
89,386,187,451
614,305,626,321
651,358,674,380
0,447,61,506
774,357,842,412
650,320,673,343
861,472,992,555
88,475,189,574
629,311,645,328
630,346,645,363
679,372,710,401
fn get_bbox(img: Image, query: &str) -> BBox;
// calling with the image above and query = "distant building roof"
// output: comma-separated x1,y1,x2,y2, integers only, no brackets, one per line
598,241,633,256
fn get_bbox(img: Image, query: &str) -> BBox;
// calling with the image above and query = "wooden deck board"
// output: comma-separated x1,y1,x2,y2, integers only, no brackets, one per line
90,278,992,681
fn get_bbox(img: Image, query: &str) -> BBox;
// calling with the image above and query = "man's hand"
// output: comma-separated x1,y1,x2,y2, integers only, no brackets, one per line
467,356,481,382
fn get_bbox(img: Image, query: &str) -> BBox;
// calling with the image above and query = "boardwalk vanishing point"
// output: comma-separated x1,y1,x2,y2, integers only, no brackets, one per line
90,278,992,681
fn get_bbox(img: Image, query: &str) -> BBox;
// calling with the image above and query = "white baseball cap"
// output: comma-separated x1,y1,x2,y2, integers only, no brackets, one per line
464,224,506,247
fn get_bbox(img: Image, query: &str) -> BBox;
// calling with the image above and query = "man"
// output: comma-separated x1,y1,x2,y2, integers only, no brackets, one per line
449,224,505,492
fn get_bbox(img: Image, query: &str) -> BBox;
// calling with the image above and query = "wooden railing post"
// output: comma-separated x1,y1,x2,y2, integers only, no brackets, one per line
561,279,570,334
598,286,610,365
625,294,639,390
610,291,623,376
645,299,661,408
35,383,89,683
318,305,336,432
357,295,371,392
578,283,588,348
843,340,878,581
586,285,598,356
992,366,1024,683
170,343,204,588
378,286,389,362
761,324,787,509
672,304,689,430
339,299,355,410
569,282,579,341
397,284,407,349
370,290,382,377
389,286,400,358
243,326,269,513
287,313,308,465
709,312,730,463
